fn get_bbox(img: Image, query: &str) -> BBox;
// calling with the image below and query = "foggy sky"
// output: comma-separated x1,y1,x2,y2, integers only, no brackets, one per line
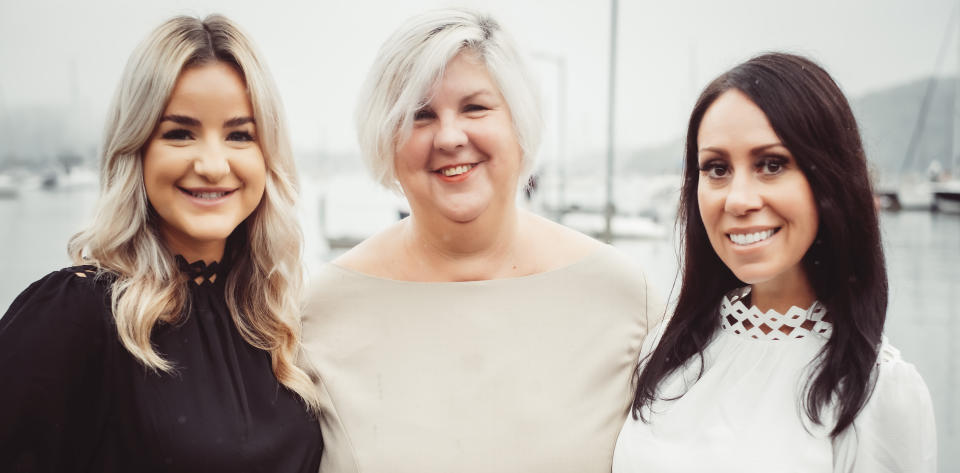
1,0,956,163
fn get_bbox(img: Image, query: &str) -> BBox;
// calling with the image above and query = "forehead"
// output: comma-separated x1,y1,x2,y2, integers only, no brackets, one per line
697,89,779,149
426,51,502,101
165,62,251,111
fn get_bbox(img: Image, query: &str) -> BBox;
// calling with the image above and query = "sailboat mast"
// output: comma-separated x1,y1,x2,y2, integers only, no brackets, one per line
955,0,960,174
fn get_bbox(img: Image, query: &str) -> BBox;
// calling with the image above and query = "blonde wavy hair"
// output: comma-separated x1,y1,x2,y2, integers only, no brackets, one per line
68,14,319,412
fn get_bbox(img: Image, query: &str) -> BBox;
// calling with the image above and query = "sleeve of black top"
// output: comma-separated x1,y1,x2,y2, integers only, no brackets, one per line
0,268,113,472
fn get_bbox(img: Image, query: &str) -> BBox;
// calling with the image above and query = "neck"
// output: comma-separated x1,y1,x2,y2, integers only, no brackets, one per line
750,268,817,314
162,232,225,265
402,206,523,281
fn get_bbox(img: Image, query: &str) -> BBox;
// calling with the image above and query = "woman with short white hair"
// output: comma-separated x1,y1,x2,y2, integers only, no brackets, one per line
0,15,322,471
302,8,660,473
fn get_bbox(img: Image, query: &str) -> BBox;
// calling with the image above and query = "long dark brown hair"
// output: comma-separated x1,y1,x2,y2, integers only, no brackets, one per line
632,52,886,436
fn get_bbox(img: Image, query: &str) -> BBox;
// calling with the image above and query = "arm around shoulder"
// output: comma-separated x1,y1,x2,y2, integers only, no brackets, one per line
833,343,937,473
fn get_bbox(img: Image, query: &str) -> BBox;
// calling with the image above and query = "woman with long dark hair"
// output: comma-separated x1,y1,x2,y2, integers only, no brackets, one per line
613,53,936,472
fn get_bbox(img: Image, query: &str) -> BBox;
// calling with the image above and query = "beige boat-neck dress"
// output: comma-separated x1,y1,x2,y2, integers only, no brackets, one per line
301,244,661,473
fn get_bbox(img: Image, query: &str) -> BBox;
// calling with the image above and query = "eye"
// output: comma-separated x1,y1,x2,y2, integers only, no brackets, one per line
757,156,788,176
699,161,729,179
463,104,489,113
161,129,193,140
227,130,255,142
413,108,436,121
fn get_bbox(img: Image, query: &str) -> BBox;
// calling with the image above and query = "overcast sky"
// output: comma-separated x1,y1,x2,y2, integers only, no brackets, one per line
1,0,957,163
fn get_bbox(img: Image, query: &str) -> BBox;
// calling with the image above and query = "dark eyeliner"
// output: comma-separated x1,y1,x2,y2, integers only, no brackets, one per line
227,131,255,142
161,129,192,140
413,108,435,120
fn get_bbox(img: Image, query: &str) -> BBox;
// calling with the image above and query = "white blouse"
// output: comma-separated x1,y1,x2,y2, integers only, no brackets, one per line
613,287,937,473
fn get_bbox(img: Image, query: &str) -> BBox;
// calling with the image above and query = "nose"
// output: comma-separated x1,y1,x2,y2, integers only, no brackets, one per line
193,143,231,182
433,116,468,152
723,172,763,216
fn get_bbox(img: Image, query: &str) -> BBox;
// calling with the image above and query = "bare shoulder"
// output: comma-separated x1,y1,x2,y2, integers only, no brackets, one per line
332,219,406,277
521,211,605,269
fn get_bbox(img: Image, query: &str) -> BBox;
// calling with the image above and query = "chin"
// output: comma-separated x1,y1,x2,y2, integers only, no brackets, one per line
727,265,772,286
182,225,236,244
436,198,493,224
441,208,485,224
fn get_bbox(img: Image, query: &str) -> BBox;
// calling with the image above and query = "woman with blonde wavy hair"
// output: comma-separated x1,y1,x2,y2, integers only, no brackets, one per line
0,15,322,472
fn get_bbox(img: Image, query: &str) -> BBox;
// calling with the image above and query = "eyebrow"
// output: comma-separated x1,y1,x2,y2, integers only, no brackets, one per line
462,89,495,102
224,116,255,127
160,115,200,127
159,115,255,128
698,142,786,155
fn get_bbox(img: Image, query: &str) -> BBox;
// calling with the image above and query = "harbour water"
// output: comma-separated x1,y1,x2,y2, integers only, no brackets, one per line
1,184,957,470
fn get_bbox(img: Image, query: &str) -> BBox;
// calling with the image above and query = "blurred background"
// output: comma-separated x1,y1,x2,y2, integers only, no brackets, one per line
1,0,957,469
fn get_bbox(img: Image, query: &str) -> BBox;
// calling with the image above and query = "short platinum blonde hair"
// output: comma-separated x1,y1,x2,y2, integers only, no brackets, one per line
68,15,319,412
355,8,543,192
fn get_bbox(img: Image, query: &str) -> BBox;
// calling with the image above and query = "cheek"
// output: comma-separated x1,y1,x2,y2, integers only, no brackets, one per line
242,154,267,200
696,185,727,249
488,122,522,158
789,177,819,235
798,192,819,244
395,132,431,171
142,145,172,201
696,185,717,226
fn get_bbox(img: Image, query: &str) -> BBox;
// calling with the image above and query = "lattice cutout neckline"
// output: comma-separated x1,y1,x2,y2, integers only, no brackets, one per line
719,287,832,340
175,255,223,286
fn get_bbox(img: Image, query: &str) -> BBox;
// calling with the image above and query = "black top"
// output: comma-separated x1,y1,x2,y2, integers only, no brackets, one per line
0,260,322,472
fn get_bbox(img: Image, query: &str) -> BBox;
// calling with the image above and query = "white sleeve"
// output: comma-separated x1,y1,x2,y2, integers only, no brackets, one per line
637,317,669,367
833,342,937,473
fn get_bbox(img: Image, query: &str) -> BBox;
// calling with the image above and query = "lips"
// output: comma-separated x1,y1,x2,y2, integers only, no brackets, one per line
178,187,236,200
440,164,475,177
433,162,478,182
727,227,780,246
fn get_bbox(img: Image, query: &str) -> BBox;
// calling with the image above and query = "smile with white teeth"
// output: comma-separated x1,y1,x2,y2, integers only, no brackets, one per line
182,188,231,199
728,228,778,246
439,164,475,177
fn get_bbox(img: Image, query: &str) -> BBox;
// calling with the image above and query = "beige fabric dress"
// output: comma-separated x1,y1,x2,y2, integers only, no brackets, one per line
302,244,660,473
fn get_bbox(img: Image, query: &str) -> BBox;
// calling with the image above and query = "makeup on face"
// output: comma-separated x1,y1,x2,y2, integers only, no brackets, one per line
393,52,523,225
696,90,819,300
142,61,266,262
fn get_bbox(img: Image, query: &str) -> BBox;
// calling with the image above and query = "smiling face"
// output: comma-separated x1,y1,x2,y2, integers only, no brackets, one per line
393,51,523,225
696,89,818,294
142,61,265,262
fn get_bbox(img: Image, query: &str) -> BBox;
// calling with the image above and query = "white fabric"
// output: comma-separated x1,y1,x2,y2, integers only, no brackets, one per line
302,245,662,473
613,287,937,473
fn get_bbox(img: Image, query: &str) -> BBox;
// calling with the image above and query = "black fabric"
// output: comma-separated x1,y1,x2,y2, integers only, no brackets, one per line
0,264,322,472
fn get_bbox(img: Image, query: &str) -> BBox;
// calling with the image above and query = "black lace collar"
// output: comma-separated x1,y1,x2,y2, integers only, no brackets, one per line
175,255,225,286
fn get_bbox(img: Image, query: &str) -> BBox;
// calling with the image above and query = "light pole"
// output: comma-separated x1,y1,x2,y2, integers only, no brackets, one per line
532,52,568,219
603,0,619,243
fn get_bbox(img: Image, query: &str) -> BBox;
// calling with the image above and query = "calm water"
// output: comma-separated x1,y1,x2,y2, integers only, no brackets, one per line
1,186,957,470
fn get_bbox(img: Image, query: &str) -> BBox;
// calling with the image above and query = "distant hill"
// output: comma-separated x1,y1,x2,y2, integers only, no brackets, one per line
618,76,958,179
852,76,955,181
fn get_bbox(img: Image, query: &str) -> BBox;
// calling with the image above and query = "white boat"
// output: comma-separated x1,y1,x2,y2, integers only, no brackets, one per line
41,166,98,191
0,174,19,199
933,179,960,214
897,181,935,211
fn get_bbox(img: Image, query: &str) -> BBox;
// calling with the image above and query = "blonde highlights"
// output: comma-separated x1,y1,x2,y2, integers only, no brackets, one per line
68,15,319,412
